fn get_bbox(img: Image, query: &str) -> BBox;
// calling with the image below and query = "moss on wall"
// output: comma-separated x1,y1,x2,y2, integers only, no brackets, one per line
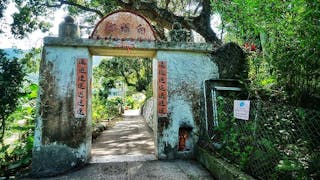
39,56,86,149
32,144,86,177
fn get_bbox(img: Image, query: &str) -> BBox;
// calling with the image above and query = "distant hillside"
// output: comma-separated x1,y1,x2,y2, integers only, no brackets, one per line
1,48,27,59
1,48,39,83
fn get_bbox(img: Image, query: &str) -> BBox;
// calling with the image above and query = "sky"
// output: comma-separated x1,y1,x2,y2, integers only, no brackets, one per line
0,2,67,50
0,3,222,50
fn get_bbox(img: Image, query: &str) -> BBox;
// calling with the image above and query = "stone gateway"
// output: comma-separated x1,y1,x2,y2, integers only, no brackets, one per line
32,10,219,176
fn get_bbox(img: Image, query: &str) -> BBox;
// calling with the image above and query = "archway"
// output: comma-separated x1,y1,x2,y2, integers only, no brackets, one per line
32,10,218,176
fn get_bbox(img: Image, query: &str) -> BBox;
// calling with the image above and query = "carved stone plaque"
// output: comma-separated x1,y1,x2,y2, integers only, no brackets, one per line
158,61,168,117
75,58,88,118
90,10,156,41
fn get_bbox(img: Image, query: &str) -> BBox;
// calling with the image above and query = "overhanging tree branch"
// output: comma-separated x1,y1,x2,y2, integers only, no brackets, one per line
120,70,135,87
43,0,221,43
44,0,104,17
116,0,221,43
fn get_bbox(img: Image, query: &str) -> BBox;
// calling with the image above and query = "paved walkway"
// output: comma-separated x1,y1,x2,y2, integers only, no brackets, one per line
43,160,213,180
91,110,156,162
34,110,214,179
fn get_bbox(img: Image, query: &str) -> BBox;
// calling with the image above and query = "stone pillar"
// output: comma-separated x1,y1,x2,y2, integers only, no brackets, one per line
32,16,92,177
155,51,218,159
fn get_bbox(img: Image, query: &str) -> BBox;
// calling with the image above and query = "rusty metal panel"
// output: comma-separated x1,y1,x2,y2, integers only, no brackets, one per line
158,61,168,117
75,58,88,118
91,11,156,41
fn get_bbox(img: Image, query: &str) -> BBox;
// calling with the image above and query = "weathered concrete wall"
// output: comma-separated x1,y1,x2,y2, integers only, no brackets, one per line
32,46,92,176
142,97,155,131
156,51,218,159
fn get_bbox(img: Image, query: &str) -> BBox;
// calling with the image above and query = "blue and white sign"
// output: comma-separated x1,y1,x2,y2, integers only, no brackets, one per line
234,100,250,120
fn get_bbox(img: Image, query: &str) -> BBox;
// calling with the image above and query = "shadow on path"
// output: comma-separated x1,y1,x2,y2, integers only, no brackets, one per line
42,160,214,180
91,110,155,163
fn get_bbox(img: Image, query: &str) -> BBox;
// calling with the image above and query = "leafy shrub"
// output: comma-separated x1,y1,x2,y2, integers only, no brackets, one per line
0,48,40,177
106,97,122,116
92,95,109,123
92,95,122,124
211,94,320,179
0,132,34,177
0,50,25,140
0,83,37,177
308,152,320,179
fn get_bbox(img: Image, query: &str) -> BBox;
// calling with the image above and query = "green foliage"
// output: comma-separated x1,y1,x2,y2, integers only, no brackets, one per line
20,48,41,74
0,50,25,141
308,152,320,179
0,80,38,177
0,48,40,177
3,0,214,42
92,95,122,123
97,78,115,104
213,96,255,169
126,96,135,109
127,93,146,110
92,57,151,122
145,82,153,99
95,57,152,92
92,95,108,123
0,131,34,177
106,97,122,114
10,0,52,38
212,0,320,108
212,94,320,179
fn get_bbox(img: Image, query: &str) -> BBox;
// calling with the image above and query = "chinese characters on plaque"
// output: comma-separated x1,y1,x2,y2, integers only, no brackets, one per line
75,58,88,118
90,11,155,41
158,61,168,117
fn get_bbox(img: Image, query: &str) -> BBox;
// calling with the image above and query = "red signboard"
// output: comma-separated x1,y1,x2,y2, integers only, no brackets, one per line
75,58,88,118
158,61,168,117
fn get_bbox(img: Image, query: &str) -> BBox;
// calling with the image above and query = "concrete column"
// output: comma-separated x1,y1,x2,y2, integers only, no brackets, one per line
155,51,219,159
32,16,92,177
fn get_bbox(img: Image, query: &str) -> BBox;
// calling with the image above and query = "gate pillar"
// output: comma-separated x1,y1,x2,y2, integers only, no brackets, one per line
32,16,92,176
155,51,219,159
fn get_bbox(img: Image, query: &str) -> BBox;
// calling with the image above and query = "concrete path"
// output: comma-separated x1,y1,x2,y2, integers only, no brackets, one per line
91,110,156,162
40,160,214,180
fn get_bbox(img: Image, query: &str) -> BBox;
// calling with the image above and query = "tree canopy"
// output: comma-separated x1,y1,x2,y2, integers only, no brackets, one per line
212,0,320,107
0,0,221,43
94,57,152,93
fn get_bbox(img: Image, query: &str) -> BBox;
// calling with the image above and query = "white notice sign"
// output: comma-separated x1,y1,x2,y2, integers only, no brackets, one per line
234,100,250,120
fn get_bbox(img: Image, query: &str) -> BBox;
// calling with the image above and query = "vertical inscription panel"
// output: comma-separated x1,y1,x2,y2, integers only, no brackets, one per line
158,61,168,117
75,58,88,118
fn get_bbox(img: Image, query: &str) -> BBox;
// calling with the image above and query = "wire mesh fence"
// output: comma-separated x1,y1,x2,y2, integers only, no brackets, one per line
206,94,320,179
